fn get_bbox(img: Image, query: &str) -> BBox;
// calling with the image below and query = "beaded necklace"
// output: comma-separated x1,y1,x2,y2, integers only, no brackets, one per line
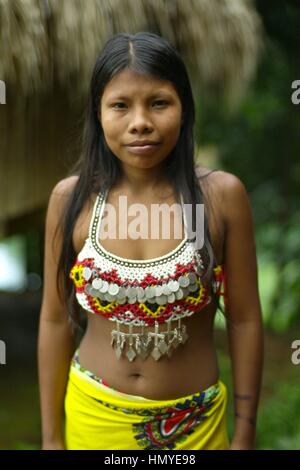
70,185,225,362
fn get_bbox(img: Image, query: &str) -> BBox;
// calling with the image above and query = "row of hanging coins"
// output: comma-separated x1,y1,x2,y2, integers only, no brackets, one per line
83,267,200,305
150,318,189,361
111,319,189,362
110,322,152,361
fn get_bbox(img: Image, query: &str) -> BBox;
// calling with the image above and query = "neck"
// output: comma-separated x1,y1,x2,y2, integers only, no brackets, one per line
116,163,170,195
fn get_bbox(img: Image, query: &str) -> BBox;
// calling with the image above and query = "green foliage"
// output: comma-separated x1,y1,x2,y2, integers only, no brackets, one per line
256,214,300,330
256,380,300,450
195,2,300,331
217,347,300,450
13,442,40,450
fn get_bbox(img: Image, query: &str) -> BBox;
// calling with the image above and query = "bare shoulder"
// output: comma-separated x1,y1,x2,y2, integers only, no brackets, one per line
211,171,251,222
46,175,80,234
211,170,247,194
204,169,253,233
195,166,248,206
194,167,252,259
47,175,79,219
48,175,94,253
195,165,245,191
51,175,79,200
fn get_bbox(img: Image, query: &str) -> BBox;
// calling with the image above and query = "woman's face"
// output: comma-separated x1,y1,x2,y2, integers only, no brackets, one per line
99,68,183,170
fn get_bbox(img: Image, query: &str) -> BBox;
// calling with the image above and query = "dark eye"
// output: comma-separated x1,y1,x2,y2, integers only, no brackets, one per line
111,100,168,109
153,100,168,107
112,102,126,109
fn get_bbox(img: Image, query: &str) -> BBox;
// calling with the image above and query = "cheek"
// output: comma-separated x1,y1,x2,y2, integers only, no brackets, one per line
101,115,121,142
162,106,182,128
160,114,182,142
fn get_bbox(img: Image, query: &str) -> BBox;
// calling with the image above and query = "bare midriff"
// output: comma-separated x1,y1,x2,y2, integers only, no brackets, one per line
77,301,220,400
72,170,224,401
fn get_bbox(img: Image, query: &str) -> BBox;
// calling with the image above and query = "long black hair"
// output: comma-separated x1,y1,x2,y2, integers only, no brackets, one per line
54,32,223,334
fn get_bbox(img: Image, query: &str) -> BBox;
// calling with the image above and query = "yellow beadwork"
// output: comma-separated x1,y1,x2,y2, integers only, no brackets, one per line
70,264,85,288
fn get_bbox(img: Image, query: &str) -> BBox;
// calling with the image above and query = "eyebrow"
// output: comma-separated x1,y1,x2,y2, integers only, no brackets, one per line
106,90,173,101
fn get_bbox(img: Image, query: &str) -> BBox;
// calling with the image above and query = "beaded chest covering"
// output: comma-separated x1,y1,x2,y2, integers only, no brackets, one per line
70,186,225,361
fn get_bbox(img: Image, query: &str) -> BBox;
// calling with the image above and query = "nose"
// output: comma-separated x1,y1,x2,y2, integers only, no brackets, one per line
128,106,154,133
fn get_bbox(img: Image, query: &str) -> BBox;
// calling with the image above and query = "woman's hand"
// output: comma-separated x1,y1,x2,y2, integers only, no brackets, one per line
229,438,254,450
41,439,65,450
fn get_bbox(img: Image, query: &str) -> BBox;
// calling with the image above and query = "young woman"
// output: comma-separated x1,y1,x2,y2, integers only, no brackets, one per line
38,32,264,450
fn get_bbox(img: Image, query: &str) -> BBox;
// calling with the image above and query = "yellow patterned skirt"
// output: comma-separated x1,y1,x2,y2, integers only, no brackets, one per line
64,349,230,450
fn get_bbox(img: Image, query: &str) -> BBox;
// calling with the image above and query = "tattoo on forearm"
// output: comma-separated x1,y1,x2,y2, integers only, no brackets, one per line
234,412,256,427
234,393,252,401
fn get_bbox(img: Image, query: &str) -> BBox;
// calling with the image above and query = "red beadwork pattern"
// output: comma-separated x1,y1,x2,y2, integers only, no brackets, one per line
70,258,225,326
213,264,227,306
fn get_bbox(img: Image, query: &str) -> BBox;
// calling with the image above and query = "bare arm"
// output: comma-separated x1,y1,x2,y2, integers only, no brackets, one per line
221,173,264,450
37,177,78,449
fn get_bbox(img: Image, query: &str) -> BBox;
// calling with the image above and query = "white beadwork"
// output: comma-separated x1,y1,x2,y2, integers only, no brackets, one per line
78,229,201,281
75,292,94,314
72,186,211,362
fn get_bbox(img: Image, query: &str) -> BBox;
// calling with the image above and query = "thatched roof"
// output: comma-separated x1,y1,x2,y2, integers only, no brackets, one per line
0,0,263,103
0,0,264,233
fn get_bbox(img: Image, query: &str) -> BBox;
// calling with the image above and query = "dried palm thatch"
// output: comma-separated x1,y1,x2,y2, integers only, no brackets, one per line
0,0,264,229
0,0,264,105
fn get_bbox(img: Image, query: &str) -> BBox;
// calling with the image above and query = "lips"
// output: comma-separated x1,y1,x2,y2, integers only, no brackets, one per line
127,140,160,147
125,144,160,155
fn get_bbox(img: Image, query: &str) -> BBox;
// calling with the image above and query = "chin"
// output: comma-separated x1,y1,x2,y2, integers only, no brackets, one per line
121,155,166,168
